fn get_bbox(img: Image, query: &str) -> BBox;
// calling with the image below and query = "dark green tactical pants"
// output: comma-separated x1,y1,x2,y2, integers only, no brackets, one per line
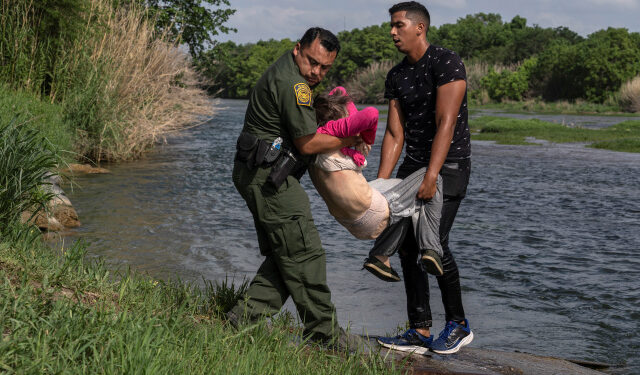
229,161,339,342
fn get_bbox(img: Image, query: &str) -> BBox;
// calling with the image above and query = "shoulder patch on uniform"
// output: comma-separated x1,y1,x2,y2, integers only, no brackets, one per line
294,82,312,106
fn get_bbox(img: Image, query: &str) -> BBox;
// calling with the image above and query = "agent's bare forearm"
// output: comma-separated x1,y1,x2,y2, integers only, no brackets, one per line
378,99,405,179
294,133,360,155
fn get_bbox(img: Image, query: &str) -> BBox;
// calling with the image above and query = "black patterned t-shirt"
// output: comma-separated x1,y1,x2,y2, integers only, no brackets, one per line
384,45,470,163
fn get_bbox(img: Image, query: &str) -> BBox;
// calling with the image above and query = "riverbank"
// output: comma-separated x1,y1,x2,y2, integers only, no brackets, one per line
470,116,640,152
0,233,397,373
470,99,638,116
0,233,616,374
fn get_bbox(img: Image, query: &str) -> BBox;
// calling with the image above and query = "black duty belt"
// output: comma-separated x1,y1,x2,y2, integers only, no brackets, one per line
235,132,307,188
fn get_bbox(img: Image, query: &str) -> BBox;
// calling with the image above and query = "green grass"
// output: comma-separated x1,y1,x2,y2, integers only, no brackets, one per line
0,116,60,239
470,99,639,116
0,84,75,161
470,116,640,152
591,137,640,153
0,235,399,374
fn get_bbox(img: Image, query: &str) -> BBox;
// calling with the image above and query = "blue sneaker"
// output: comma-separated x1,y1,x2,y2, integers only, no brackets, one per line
430,319,474,354
377,329,433,355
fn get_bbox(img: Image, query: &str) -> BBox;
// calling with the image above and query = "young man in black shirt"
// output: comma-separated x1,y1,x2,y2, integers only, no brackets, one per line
371,1,473,354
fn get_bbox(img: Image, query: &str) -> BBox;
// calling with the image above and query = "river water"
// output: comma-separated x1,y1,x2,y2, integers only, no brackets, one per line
61,99,639,373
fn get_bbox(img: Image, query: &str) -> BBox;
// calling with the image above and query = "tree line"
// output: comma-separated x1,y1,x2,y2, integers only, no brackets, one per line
197,13,640,106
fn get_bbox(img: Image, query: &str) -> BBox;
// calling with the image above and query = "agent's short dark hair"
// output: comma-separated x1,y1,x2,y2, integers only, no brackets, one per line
313,93,351,124
299,27,341,54
389,1,431,32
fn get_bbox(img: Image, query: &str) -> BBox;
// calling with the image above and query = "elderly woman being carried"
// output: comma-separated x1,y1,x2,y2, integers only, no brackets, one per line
309,87,444,282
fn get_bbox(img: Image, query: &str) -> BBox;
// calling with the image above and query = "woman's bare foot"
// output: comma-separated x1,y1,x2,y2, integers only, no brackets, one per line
374,255,391,267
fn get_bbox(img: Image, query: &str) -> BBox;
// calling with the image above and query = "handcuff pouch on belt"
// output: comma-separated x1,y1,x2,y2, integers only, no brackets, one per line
235,132,307,189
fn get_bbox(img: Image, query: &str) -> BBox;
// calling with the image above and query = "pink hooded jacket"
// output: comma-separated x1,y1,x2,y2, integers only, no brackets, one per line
316,87,378,166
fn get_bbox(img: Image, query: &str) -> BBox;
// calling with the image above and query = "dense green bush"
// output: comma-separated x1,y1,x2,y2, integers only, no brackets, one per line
0,84,73,156
579,28,640,102
481,58,537,101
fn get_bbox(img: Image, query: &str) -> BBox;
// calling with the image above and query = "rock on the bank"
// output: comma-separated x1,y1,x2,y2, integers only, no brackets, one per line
22,174,80,232
63,163,110,174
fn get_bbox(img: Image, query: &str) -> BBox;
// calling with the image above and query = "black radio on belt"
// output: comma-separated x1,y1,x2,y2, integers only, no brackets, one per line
267,149,298,188
235,132,305,188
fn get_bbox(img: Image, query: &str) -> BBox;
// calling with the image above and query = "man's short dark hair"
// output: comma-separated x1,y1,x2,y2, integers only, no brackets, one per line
389,1,431,31
299,27,341,54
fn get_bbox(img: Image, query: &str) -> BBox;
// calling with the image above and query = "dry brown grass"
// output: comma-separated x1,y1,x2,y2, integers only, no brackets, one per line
465,60,489,92
619,76,640,113
70,0,214,161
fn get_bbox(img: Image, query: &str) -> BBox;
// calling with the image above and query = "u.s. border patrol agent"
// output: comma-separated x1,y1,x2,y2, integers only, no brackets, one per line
228,28,349,343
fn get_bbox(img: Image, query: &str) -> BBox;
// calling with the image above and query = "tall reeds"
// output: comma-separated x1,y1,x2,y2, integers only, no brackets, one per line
0,0,49,94
1,0,214,162
619,76,640,113
344,60,395,104
464,60,489,93
61,0,214,161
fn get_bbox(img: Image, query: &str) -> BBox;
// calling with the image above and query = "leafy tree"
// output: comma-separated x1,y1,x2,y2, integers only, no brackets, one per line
579,28,640,102
328,23,403,84
532,28,640,102
430,13,507,62
199,39,294,98
430,13,582,65
138,0,236,57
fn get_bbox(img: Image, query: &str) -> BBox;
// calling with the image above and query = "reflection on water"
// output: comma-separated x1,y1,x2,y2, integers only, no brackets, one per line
61,99,639,372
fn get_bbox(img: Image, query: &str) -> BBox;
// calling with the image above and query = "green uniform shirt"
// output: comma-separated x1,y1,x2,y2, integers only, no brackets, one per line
242,51,318,151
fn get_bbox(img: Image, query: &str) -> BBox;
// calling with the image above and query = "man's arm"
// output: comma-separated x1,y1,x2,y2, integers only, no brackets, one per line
417,80,467,200
377,99,405,179
294,133,361,155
